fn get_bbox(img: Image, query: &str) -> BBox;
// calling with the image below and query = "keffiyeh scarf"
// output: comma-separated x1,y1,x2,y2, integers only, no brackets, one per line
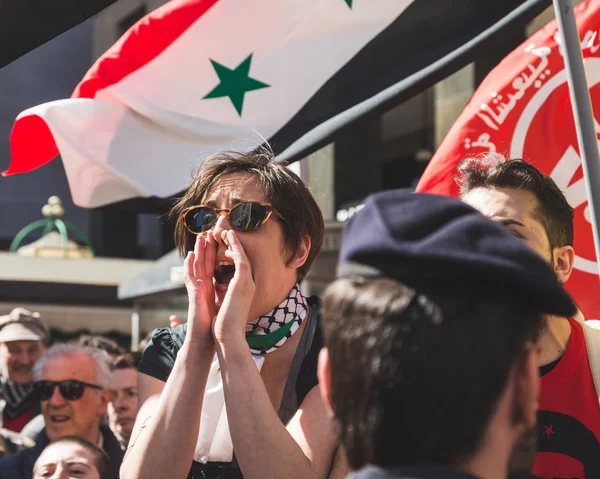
245,283,308,354
194,284,308,464
0,377,35,420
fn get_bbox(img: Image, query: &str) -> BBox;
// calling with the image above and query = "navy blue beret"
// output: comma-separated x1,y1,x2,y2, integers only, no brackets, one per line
338,190,576,318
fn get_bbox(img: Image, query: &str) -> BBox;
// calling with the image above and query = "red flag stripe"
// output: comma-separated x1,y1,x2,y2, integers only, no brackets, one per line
75,0,220,99
2,0,219,177
5,115,58,176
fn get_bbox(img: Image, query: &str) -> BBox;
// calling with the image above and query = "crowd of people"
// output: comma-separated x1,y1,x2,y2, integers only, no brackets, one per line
0,150,598,479
0,313,140,478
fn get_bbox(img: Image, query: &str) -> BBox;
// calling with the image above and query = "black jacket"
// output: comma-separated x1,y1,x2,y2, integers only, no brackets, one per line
0,425,123,479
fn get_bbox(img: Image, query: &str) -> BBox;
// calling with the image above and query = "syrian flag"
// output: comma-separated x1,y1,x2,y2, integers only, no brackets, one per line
416,0,600,321
3,0,551,208
0,0,120,69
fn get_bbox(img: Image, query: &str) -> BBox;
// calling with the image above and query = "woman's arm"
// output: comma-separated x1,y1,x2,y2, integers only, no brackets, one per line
215,230,339,479
219,344,339,479
121,233,219,479
120,346,213,479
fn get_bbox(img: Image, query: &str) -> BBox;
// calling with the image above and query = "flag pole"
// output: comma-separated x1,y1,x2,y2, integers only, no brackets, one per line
552,0,600,277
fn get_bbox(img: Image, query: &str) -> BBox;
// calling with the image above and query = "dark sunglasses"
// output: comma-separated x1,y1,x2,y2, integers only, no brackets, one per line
34,380,103,401
181,201,284,235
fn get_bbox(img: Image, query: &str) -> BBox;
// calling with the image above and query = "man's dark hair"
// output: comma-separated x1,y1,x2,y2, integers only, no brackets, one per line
78,335,125,357
172,148,325,281
111,351,141,371
321,276,543,470
36,436,110,478
456,154,574,250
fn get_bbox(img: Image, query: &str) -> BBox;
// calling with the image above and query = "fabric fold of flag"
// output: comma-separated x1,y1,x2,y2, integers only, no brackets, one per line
4,0,551,208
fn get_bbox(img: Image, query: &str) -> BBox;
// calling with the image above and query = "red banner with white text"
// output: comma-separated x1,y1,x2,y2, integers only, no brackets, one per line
417,0,600,321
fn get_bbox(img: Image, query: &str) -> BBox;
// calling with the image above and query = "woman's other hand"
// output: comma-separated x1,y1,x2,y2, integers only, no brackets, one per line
213,230,256,344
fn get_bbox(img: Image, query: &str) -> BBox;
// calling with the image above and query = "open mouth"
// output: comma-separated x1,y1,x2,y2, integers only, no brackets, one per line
50,415,70,424
214,261,235,286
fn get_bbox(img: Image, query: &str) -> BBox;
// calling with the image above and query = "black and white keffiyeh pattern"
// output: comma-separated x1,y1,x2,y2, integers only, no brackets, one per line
0,377,35,420
245,283,308,354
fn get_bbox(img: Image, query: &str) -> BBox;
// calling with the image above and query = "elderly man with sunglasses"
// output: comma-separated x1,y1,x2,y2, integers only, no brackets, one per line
0,343,123,479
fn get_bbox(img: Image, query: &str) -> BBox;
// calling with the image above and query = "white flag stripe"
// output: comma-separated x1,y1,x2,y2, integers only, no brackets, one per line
107,0,413,125
22,0,413,206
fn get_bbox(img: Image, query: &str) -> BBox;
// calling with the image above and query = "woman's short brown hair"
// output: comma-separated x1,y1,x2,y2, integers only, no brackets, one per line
172,149,324,282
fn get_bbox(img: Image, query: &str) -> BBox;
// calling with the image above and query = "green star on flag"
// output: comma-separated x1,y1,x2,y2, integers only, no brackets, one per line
344,0,353,8
203,54,270,116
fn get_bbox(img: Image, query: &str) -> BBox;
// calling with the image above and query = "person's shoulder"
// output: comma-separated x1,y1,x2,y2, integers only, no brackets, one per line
0,445,19,466
583,319,600,331
0,440,39,477
101,425,125,460
150,323,188,352
0,442,25,462
169,322,188,344
138,323,188,382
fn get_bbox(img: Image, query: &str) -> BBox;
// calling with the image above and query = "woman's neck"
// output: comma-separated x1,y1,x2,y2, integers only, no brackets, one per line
247,281,300,324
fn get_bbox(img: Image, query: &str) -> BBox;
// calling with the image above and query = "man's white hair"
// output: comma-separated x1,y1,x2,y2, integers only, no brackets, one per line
33,342,111,388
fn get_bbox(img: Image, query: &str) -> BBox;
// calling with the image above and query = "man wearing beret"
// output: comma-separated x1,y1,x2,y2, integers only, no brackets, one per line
318,190,578,478
458,155,600,477
0,308,49,433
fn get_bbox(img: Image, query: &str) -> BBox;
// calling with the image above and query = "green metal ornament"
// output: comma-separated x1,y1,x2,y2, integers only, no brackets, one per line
10,196,94,256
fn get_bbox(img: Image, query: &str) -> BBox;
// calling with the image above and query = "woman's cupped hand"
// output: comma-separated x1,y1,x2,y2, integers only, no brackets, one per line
212,229,256,345
183,231,218,349
183,230,256,349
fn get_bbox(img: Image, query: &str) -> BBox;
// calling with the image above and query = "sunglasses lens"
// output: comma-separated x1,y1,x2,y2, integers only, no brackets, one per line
60,380,85,401
229,203,269,231
35,381,55,401
185,207,218,233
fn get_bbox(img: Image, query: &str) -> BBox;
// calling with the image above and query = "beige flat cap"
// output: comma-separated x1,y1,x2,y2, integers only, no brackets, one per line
0,308,50,344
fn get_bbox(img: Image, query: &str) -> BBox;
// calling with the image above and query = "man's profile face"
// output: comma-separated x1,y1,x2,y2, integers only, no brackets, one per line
462,187,553,264
0,340,45,384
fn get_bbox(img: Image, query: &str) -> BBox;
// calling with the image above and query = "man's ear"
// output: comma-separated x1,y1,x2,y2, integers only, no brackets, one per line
514,343,540,430
288,235,311,270
317,348,334,416
553,245,574,284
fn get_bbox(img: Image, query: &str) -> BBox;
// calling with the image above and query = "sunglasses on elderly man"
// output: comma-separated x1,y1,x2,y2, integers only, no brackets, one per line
34,379,103,401
181,202,284,235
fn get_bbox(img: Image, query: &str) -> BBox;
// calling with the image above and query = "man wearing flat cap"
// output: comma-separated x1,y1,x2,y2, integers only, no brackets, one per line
0,308,49,433
317,191,585,478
